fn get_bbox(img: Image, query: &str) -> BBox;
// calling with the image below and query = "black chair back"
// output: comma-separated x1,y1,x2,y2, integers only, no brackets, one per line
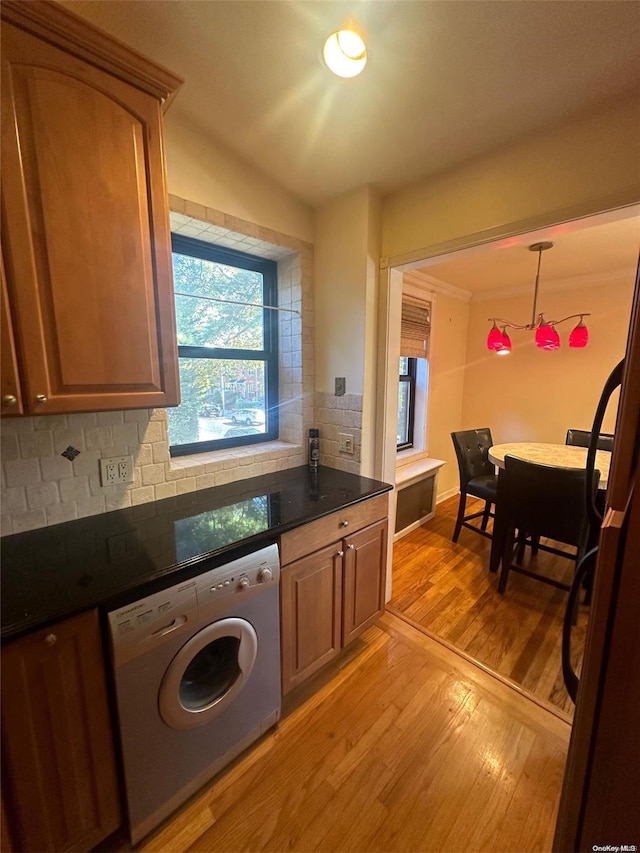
503,455,599,548
565,428,614,452
451,428,494,489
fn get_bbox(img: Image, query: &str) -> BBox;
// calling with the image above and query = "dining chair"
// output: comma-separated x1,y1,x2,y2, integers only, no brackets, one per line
498,455,600,594
565,428,615,452
450,428,498,543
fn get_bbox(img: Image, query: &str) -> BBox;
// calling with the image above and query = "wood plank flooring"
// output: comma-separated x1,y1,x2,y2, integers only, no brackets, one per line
109,611,569,853
390,495,588,717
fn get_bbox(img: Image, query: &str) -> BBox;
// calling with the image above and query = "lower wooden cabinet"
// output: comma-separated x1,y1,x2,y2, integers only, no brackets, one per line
1,610,120,852
280,517,388,694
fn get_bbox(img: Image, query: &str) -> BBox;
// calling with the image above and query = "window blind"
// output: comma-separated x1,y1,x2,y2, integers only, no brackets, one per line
401,297,431,359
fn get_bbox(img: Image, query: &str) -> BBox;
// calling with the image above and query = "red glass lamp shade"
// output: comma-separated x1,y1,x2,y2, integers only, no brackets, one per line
569,320,589,348
497,328,511,355
487,322,504,351
535,321,560,351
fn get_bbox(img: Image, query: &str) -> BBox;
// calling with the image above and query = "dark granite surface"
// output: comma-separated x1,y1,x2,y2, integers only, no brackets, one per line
1,465,392,641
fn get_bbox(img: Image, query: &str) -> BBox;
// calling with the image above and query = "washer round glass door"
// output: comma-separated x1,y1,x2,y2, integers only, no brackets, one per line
159,617,258,730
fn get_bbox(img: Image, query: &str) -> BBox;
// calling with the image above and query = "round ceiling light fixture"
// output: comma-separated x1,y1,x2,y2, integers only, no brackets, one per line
323,29,367,78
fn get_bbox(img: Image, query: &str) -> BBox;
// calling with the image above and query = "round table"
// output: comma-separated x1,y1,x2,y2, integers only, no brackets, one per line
488,442,610,488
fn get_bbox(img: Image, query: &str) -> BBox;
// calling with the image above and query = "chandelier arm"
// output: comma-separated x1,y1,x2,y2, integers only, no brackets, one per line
546,313,592,327
531,247,543,325
487,317,535,331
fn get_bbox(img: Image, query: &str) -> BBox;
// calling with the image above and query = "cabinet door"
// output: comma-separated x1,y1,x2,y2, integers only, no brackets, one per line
1,21,179,414
1,610,120,852
0,254,23,416
343,519,388,645
280,544,343,694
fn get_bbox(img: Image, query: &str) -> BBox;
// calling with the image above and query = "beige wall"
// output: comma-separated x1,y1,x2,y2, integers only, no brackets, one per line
164,110,314,243
382,91,640,262
314,187,381,396
426,291,471,497
461,277,634,445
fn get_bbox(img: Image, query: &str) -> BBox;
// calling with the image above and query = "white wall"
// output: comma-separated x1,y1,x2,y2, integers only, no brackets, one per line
164,111,314,244
382,91,640,262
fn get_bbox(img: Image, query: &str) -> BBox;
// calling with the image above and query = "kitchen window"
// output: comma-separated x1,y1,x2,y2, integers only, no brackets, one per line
397,357,417,450
168,235,278,456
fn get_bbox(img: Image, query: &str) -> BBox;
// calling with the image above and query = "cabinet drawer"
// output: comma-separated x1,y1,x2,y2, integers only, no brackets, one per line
280,493,388,566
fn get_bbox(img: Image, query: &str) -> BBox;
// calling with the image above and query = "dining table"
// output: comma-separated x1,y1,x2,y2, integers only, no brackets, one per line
487,442,612,574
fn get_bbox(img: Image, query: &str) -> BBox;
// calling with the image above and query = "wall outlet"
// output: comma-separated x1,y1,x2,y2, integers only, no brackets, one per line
338,433,354,454
100,455,134,486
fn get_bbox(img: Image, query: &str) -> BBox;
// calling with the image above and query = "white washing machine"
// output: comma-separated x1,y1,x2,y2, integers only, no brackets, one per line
107,543,281,844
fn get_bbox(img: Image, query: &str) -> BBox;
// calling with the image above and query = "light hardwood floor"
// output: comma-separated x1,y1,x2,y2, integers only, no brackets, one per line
390,495,587,717
105,610,569,853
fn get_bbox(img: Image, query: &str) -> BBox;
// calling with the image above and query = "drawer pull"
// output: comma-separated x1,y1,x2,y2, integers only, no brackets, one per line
44,633,57,647
2,394,17,406
337,550,344,558
35,394,48,404
341,520,349,527
347,544,355,550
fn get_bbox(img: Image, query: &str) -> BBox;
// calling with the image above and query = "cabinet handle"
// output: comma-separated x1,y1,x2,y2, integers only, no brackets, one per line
336,550,344,558
341,520,349,527
35,394,48,404
44,633,57,647
2,394,17,406
347,543,355,550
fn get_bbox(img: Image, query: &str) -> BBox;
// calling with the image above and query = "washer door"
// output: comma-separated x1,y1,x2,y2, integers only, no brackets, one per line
159,617,258,730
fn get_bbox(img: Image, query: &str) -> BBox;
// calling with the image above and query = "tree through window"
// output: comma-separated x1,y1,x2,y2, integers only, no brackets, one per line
168,235,278,456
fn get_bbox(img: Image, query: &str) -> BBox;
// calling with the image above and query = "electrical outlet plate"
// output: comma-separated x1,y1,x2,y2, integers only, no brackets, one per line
335,377,346,396
338,433,354,454
99,455,134,486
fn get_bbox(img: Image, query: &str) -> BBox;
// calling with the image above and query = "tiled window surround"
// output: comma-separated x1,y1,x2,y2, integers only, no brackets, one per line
0,198,316,536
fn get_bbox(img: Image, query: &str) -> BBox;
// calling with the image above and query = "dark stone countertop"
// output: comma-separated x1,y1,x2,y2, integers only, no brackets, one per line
1,465,392,641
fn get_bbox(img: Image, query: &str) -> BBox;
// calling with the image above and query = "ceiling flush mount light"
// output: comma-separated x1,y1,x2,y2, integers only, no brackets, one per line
323,30,367,78
486,242,590,354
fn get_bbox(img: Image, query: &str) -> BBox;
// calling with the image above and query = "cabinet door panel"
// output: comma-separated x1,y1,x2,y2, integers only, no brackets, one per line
343,519,388,645
0,254,23,415
281,544,343,694
1,610,120,852
1,22,179,413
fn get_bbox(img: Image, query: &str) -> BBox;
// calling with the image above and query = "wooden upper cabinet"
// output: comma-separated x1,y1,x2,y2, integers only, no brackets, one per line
0,1,182,415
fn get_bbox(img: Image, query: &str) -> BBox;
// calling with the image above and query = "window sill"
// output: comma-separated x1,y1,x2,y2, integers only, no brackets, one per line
170,440,303,474
396,456,446,489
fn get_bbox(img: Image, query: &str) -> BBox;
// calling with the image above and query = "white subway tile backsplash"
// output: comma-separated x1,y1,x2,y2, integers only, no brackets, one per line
5,458,41,488
26,482,60,509
19,431,54,458
60,476,90,503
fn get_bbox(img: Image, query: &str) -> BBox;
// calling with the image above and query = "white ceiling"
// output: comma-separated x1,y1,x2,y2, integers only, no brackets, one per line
418,208,640,296
63,0,640,207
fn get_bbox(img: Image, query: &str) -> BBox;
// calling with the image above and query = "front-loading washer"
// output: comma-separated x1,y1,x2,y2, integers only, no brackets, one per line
107,543,281,844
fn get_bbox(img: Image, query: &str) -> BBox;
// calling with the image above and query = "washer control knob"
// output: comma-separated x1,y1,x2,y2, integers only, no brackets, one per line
238,577,251,591
257,567,273,584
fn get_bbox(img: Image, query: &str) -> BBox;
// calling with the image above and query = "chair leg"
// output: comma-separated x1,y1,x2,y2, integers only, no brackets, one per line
531,535,540,556
498,527,514,593
452,490,467,543
481,500,491,531
515,530,526,564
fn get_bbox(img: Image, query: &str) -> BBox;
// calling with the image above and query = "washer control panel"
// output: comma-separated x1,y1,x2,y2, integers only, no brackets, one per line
108,543,280,665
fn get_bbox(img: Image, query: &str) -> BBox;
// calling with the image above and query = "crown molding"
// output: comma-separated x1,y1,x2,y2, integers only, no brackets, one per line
471,267,636,303
403,270,472,302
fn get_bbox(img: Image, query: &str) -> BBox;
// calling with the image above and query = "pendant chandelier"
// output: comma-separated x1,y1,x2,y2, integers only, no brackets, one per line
487,242,590,355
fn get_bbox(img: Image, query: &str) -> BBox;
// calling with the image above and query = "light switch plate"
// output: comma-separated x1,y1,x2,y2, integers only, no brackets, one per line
338,433,354,454
335,377,346,396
